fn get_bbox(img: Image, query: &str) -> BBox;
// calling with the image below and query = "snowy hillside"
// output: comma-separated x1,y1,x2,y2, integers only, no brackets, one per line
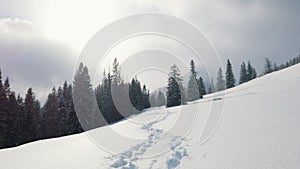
1,64,300,169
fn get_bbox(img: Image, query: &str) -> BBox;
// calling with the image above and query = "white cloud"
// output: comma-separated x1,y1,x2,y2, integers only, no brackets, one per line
0,18,75,103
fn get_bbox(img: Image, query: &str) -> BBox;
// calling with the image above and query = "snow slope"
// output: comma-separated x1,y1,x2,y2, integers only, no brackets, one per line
1,64,300,169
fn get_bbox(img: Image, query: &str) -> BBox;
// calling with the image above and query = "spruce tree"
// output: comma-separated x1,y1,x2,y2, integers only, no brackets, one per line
24,88,39,142
252,68,257,79
208,78,216,94
73,63,98,130
198,76,206,96
216,68,226,91
142,85,151,109
157,90,166,107
239,62,248,84
7,92,18,146
166,65,184,107
43,88,58,138
0,71,8,148
246,61,253,81
187,60,200,101
264,58,273,74
225,59,235,88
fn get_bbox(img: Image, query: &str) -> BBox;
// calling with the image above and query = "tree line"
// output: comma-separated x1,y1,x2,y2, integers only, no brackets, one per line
0,55,299,149
165,54,300,106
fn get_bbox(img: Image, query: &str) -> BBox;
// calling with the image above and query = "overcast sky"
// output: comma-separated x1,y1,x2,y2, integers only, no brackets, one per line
0,0,299,103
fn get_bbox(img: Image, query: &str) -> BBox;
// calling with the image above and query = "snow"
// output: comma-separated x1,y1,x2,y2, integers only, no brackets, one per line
1,64,300,169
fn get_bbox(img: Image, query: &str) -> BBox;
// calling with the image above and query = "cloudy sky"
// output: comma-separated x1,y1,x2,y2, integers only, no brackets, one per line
0,0,299,103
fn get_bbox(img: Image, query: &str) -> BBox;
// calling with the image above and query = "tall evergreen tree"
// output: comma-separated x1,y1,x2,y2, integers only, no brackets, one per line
187,60,200,101
239,62,248,84
246,61,253,81
198,76,206,96
73,63,98,130
142,85,151,109
264,58,273,74
43,88,58,138
251,68,257,79
0,71,8,148
24,88,39,142
0,69,7,113
225,59,235,88
157,90,166,107
208,78,216,94
167,65,184,107
7,92,18,146
216,68,226,91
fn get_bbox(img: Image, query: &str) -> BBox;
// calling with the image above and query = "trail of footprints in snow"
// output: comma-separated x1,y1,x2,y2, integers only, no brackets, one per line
108,111,188,169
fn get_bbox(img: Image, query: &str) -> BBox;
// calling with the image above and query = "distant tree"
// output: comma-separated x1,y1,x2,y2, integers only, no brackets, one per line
251,68,257,79
167,65,184,107
42,88,58,138
225,59,235,88
216,68,226,91
239,62,248,84
157,90,166,107
187,60,200,101
246,61,253,81
264,58,273,74
0,71,8,148
208,78,216,94
142,85,151,109
198,76,206,96
273,63,278,71
73,63,98,130
0,69,7,114
24,88,39,142
7,92,18,146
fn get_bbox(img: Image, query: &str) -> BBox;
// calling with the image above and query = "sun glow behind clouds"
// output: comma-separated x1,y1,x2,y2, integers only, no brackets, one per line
39,0,123,51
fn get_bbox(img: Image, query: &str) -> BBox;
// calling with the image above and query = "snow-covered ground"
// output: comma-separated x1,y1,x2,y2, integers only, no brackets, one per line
1,64,300,169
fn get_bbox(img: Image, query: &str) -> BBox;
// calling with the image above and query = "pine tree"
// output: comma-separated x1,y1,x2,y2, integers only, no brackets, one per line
239,62,248,84
157,90,166,107
187,60,200,101
167,65,184,107
7,92,18,146
73,63,98,130
252,68,257,79
208,78,216,94
24,88,39,142
225,59,235,88
57,86,67,136
273,63,278,71
264,58,273,74
216,68,226,91
66,84,82,134
246,61,253,81
42,87,58,138
0,69,7,113
0,71,8,148
15,95,24,145
198,76,206,96
142,85,151,109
